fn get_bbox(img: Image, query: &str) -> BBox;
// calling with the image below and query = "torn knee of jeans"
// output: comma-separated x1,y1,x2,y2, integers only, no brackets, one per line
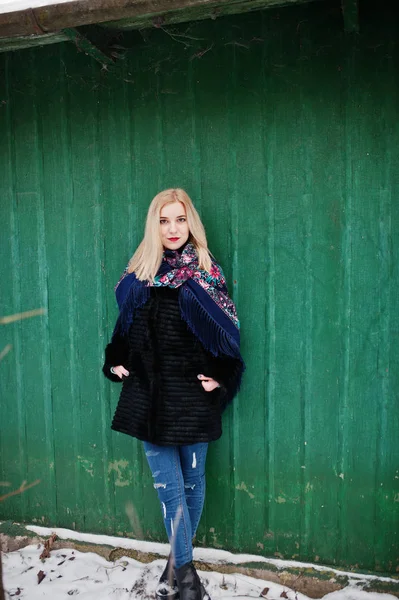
152,470,161,478
153,482,167,489
146,450,160,457
184,483,196,490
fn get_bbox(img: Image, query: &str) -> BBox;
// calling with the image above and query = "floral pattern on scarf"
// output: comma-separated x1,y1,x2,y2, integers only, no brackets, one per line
150,243,239,328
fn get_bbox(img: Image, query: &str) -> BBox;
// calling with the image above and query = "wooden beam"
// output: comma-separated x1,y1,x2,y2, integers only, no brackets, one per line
341,0,359,33
62,27,115,67
99,0,301,30
0,0,317,39
0,31,67,52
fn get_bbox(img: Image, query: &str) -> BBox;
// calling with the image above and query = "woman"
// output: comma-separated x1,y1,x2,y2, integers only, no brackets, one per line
103,189,244,600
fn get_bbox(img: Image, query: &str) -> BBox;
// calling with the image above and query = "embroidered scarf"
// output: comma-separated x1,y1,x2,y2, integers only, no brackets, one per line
113,243,243,363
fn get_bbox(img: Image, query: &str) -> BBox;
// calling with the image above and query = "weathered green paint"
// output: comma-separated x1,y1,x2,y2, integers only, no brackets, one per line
0,1,398,573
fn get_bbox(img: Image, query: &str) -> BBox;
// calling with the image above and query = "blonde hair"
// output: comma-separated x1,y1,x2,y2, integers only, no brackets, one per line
128,188,212,281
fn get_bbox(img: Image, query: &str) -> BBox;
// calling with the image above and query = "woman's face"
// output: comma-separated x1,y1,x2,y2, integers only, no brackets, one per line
160,201,190,250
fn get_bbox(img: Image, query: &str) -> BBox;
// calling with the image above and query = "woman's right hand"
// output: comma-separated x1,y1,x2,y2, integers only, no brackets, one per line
111,365,129,379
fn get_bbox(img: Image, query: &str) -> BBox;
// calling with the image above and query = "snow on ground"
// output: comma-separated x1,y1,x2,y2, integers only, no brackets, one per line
0,0,76,16
3,543,398,600
24,526,399,585
2,527,399,600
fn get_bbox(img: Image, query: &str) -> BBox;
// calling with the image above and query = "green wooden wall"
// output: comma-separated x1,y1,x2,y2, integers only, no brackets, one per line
1,0,398,573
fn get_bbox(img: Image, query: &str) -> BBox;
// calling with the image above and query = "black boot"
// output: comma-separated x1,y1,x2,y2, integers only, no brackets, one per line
174,562,211,600
156,555,179,600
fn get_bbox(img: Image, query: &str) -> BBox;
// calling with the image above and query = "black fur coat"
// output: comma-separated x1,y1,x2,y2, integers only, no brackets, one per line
103,286,242,446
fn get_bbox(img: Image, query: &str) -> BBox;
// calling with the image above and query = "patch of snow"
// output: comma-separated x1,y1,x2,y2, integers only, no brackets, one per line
25,525,399,584
27,524,172,557
3,544,398,600
0,0,77,16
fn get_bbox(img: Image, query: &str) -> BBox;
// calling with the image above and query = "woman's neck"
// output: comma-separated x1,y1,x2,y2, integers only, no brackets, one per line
164,239,190,254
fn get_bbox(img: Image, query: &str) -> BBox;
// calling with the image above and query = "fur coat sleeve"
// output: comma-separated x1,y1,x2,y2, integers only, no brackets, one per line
102,332,129,383
204,354,243,410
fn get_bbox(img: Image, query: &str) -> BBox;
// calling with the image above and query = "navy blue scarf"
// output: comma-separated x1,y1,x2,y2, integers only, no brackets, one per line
113,246,244,366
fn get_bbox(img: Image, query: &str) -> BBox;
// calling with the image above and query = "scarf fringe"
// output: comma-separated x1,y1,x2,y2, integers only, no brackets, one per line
179,286,242,362
113,279,150,339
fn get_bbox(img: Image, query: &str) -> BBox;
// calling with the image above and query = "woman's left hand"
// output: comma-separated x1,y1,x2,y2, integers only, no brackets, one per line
197,374,220,392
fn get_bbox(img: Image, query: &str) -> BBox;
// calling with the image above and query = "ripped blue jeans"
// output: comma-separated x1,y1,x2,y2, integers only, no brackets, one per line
143,441,208,569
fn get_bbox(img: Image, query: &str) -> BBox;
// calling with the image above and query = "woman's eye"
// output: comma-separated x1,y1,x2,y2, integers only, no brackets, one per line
160,219,168,224
178,218,186,222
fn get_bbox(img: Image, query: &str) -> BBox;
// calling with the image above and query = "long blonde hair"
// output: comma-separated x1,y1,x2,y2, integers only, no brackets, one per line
128,189,212,281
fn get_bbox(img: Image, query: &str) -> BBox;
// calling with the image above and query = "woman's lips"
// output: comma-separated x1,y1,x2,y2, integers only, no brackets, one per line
168,238,180,242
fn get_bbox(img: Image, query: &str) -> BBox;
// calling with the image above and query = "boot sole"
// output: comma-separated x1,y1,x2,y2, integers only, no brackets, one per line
156,590,179,600
156,589,209,600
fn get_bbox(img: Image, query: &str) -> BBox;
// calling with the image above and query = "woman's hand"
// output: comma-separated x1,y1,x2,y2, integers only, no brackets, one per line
111,365,129,379
197,374,220,392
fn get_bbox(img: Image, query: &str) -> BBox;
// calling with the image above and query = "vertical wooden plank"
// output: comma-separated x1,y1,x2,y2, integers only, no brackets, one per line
224,18,269,553
187,59,203,214
0,53,27,520
365,35,399,571
130,34,164,208
267,15,307,558
227,39,241,552
36,42,84,530
297,22,313,563
64,47,112,532
263,11,277,558
343,50,367,566
8,48,57,524
31,49,58,526
296,18,345,565
336,39,353,569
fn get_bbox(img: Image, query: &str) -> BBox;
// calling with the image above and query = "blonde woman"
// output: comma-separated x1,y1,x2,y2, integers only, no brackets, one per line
103,189,244,600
